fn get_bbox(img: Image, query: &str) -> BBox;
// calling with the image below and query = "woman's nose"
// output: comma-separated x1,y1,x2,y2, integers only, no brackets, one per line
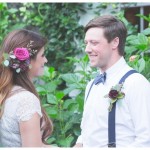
44,56,48,63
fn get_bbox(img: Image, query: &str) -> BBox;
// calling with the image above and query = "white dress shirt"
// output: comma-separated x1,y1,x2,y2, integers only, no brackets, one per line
76,57,150,147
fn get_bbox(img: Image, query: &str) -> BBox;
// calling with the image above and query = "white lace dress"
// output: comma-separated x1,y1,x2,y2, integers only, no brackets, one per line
0,86,42,147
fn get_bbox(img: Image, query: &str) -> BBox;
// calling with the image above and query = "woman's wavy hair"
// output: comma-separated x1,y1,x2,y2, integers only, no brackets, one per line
0,29,53,143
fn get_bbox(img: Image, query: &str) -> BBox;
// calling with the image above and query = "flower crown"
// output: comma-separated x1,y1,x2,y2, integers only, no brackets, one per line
3,41,37,73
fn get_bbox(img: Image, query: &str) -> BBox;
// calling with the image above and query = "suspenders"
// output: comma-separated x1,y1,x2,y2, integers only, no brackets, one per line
85,69,138,147
108,69,138,147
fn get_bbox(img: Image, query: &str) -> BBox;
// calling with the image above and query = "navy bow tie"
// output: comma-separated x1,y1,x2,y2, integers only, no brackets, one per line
93,72,106,85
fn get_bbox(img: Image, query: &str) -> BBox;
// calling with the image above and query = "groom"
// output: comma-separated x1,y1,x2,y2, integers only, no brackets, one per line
74,15,150,147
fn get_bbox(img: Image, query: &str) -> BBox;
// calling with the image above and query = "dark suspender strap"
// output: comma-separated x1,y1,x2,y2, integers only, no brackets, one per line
108,70,138,147
119,70,138,84
85,81,94,102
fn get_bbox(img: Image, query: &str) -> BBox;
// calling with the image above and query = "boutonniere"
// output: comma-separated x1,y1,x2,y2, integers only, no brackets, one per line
104,83,125,112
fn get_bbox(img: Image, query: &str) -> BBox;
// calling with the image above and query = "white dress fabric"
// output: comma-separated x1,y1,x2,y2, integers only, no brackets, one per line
0,86,42,147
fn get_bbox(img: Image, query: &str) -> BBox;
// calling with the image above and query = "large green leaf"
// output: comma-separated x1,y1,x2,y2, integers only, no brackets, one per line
47,94,57,104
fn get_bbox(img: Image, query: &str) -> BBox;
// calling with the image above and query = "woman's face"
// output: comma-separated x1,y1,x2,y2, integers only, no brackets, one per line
29,47,47,79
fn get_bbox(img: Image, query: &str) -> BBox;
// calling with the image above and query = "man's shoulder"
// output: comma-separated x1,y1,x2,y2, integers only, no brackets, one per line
123,70,150,90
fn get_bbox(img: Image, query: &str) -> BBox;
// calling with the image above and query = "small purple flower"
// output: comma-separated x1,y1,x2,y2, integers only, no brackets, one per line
104,83,125,112
19,59,30,71
11,63,20,69
108,90,119,99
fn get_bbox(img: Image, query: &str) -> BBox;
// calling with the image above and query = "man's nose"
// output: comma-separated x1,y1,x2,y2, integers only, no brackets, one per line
85,43,92,53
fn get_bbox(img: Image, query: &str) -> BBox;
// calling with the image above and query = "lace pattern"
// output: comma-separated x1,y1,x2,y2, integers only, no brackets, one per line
16,91,42,121
0,86,42,147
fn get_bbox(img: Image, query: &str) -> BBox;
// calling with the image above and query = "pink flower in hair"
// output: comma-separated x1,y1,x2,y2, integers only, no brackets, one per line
13,48,30,61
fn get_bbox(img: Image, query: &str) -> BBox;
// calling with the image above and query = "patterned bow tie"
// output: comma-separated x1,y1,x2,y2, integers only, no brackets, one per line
93,72,106,85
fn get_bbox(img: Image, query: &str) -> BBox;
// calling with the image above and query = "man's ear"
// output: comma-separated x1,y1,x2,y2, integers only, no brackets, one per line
112,37,119,50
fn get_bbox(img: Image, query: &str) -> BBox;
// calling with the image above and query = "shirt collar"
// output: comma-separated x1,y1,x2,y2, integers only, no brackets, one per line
99,57,127,80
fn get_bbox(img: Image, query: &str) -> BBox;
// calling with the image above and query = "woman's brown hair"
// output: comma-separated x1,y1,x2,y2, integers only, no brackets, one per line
0,29,53,143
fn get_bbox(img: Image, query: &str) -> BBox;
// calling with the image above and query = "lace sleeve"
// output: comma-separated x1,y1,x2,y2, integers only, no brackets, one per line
16,91,42,122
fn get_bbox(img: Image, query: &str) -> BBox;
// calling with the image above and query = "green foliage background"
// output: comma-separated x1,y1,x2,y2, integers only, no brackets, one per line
0,2,150,147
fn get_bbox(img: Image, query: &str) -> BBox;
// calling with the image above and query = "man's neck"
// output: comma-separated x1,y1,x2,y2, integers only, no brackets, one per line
100,55,122,73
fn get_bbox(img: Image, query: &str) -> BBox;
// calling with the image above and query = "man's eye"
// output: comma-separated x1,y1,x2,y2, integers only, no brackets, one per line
91,42,98,45
84,42,87,46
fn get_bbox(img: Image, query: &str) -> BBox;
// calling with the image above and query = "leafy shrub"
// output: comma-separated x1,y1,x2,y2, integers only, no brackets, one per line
35,55,96,147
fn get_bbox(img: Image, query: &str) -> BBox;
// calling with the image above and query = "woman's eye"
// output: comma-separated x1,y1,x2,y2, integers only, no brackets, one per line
42,53,45,57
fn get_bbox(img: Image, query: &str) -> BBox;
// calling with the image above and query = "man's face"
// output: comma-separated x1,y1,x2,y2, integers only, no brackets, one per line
84,27,115,71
